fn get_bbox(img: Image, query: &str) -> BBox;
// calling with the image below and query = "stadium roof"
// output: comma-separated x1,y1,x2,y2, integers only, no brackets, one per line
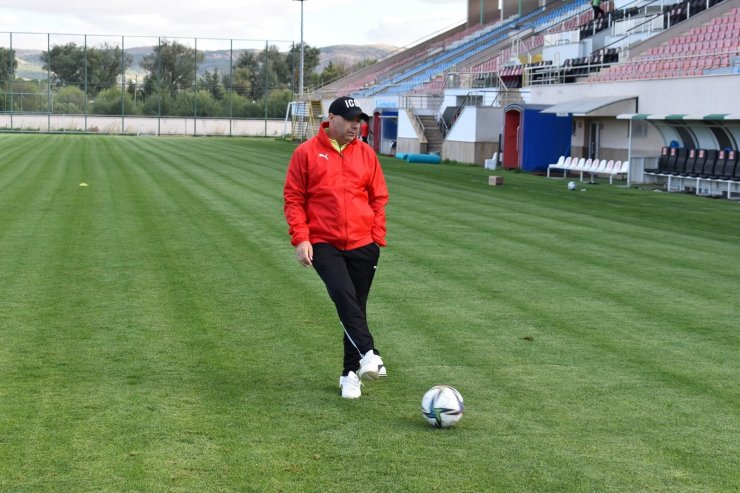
617,113,740,120
540,96,637,117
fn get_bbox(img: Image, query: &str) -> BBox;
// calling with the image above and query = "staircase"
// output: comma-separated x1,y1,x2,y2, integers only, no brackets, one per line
418,115,444,154
291,100,323,141
308,100,323,137
290,101,308,141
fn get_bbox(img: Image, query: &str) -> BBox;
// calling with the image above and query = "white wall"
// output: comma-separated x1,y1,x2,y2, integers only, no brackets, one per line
446,106,504,143
0,115,286,136
528,75,738,115
397,109,419,140
446,106,478,142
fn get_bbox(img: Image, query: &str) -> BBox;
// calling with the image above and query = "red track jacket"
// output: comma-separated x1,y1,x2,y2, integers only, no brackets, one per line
284,123,388,250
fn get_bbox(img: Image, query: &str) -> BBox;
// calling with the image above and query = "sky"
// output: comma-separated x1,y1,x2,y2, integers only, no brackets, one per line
2,0,468,50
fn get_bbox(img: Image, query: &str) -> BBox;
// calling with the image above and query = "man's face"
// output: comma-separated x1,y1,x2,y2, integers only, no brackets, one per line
328,114,363,146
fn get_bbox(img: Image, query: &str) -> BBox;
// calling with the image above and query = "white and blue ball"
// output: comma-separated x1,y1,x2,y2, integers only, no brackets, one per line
421,385,464,428
567,181,578,190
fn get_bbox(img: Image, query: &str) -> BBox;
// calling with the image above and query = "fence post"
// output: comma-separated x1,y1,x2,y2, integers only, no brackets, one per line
229,39,233,136
194,37,198,136
10,32,13,130
121,35,125,133
84,35,88,133
264,40,268,137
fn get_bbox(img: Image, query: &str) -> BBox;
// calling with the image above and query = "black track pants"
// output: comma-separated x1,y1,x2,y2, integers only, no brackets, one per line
312,242,380,373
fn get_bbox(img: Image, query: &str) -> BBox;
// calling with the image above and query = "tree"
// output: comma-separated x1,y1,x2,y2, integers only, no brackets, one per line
232,47,284,101
92,87,140,115
0,47,18,85
41,43,85,86
286,43,320,93
40,43,131,94
265,89,293,119
223,92,249,117
251,46,282,100
5,79,45,112
320,60,348,84
140,40,205,96
232,51,258,98
199,69,224,100
0,47,18,112
261,45,290,90
87,43,132,93
54,86,85,114
230,45,314,100
350,58,377,72
170,90,222,117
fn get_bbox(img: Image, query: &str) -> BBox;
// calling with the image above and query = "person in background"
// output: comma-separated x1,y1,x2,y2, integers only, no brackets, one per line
283,96,389,399
592,0,605,19
360,120,370,143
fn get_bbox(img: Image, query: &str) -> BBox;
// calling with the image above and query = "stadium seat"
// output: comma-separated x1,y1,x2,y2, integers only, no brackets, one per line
682,148,698,176
688,149,707,177
547,156,569,178
606,160,629,184
718,150,738,180
700,149,719,178
730,151,740,181
618,160,630,179
580,158,600,181
646,147,669,173
587,160,607,181
672,147,688,175
666,147,679,174
709,150,728,179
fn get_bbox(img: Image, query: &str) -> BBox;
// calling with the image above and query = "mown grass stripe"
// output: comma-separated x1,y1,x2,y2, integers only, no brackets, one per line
0,134,737,492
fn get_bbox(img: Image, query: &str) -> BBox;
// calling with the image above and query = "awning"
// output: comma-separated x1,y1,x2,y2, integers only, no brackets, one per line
540,96,637,117
617,113,740,120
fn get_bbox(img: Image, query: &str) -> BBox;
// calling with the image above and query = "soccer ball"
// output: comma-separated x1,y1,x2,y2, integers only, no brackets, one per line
421,385,464,428
567,181,578,190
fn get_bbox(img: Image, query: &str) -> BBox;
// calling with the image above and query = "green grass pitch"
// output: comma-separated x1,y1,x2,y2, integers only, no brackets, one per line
0,134,738,492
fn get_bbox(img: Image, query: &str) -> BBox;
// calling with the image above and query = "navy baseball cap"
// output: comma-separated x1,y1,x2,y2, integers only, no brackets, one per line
328,96,369,121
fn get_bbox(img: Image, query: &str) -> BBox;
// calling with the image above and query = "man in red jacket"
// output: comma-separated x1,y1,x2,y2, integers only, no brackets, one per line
284,96,389,399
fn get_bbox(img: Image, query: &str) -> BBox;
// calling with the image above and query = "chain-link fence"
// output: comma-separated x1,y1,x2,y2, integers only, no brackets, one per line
0,32,299,136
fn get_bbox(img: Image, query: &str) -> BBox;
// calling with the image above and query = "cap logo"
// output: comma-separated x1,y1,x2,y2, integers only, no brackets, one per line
328,96,368,121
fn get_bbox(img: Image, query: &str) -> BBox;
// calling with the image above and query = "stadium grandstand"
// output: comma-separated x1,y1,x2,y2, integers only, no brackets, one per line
308,0,739,197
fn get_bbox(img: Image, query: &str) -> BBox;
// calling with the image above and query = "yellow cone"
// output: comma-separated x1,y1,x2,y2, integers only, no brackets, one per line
79,183,88,187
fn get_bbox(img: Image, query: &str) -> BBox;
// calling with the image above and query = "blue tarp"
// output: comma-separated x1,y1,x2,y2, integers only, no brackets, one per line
504,104,572,172
405,153,441,164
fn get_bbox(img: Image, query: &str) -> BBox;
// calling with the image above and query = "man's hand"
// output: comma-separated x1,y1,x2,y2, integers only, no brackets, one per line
296,241,313,267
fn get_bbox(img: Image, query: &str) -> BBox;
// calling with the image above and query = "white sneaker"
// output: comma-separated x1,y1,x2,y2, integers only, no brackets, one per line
358,350,385,381
339,371,362,399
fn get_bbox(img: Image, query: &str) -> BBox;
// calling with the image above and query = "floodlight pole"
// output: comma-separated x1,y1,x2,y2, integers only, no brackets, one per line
294,0,306,101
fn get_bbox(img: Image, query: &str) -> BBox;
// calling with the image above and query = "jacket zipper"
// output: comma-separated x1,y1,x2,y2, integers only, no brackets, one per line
340,151,350,250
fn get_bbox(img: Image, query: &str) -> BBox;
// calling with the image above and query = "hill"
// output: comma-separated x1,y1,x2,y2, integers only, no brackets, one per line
11,44,399,81
317,44,399,71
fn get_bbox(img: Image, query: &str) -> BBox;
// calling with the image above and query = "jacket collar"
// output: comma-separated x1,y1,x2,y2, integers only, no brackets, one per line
319,121,357,153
